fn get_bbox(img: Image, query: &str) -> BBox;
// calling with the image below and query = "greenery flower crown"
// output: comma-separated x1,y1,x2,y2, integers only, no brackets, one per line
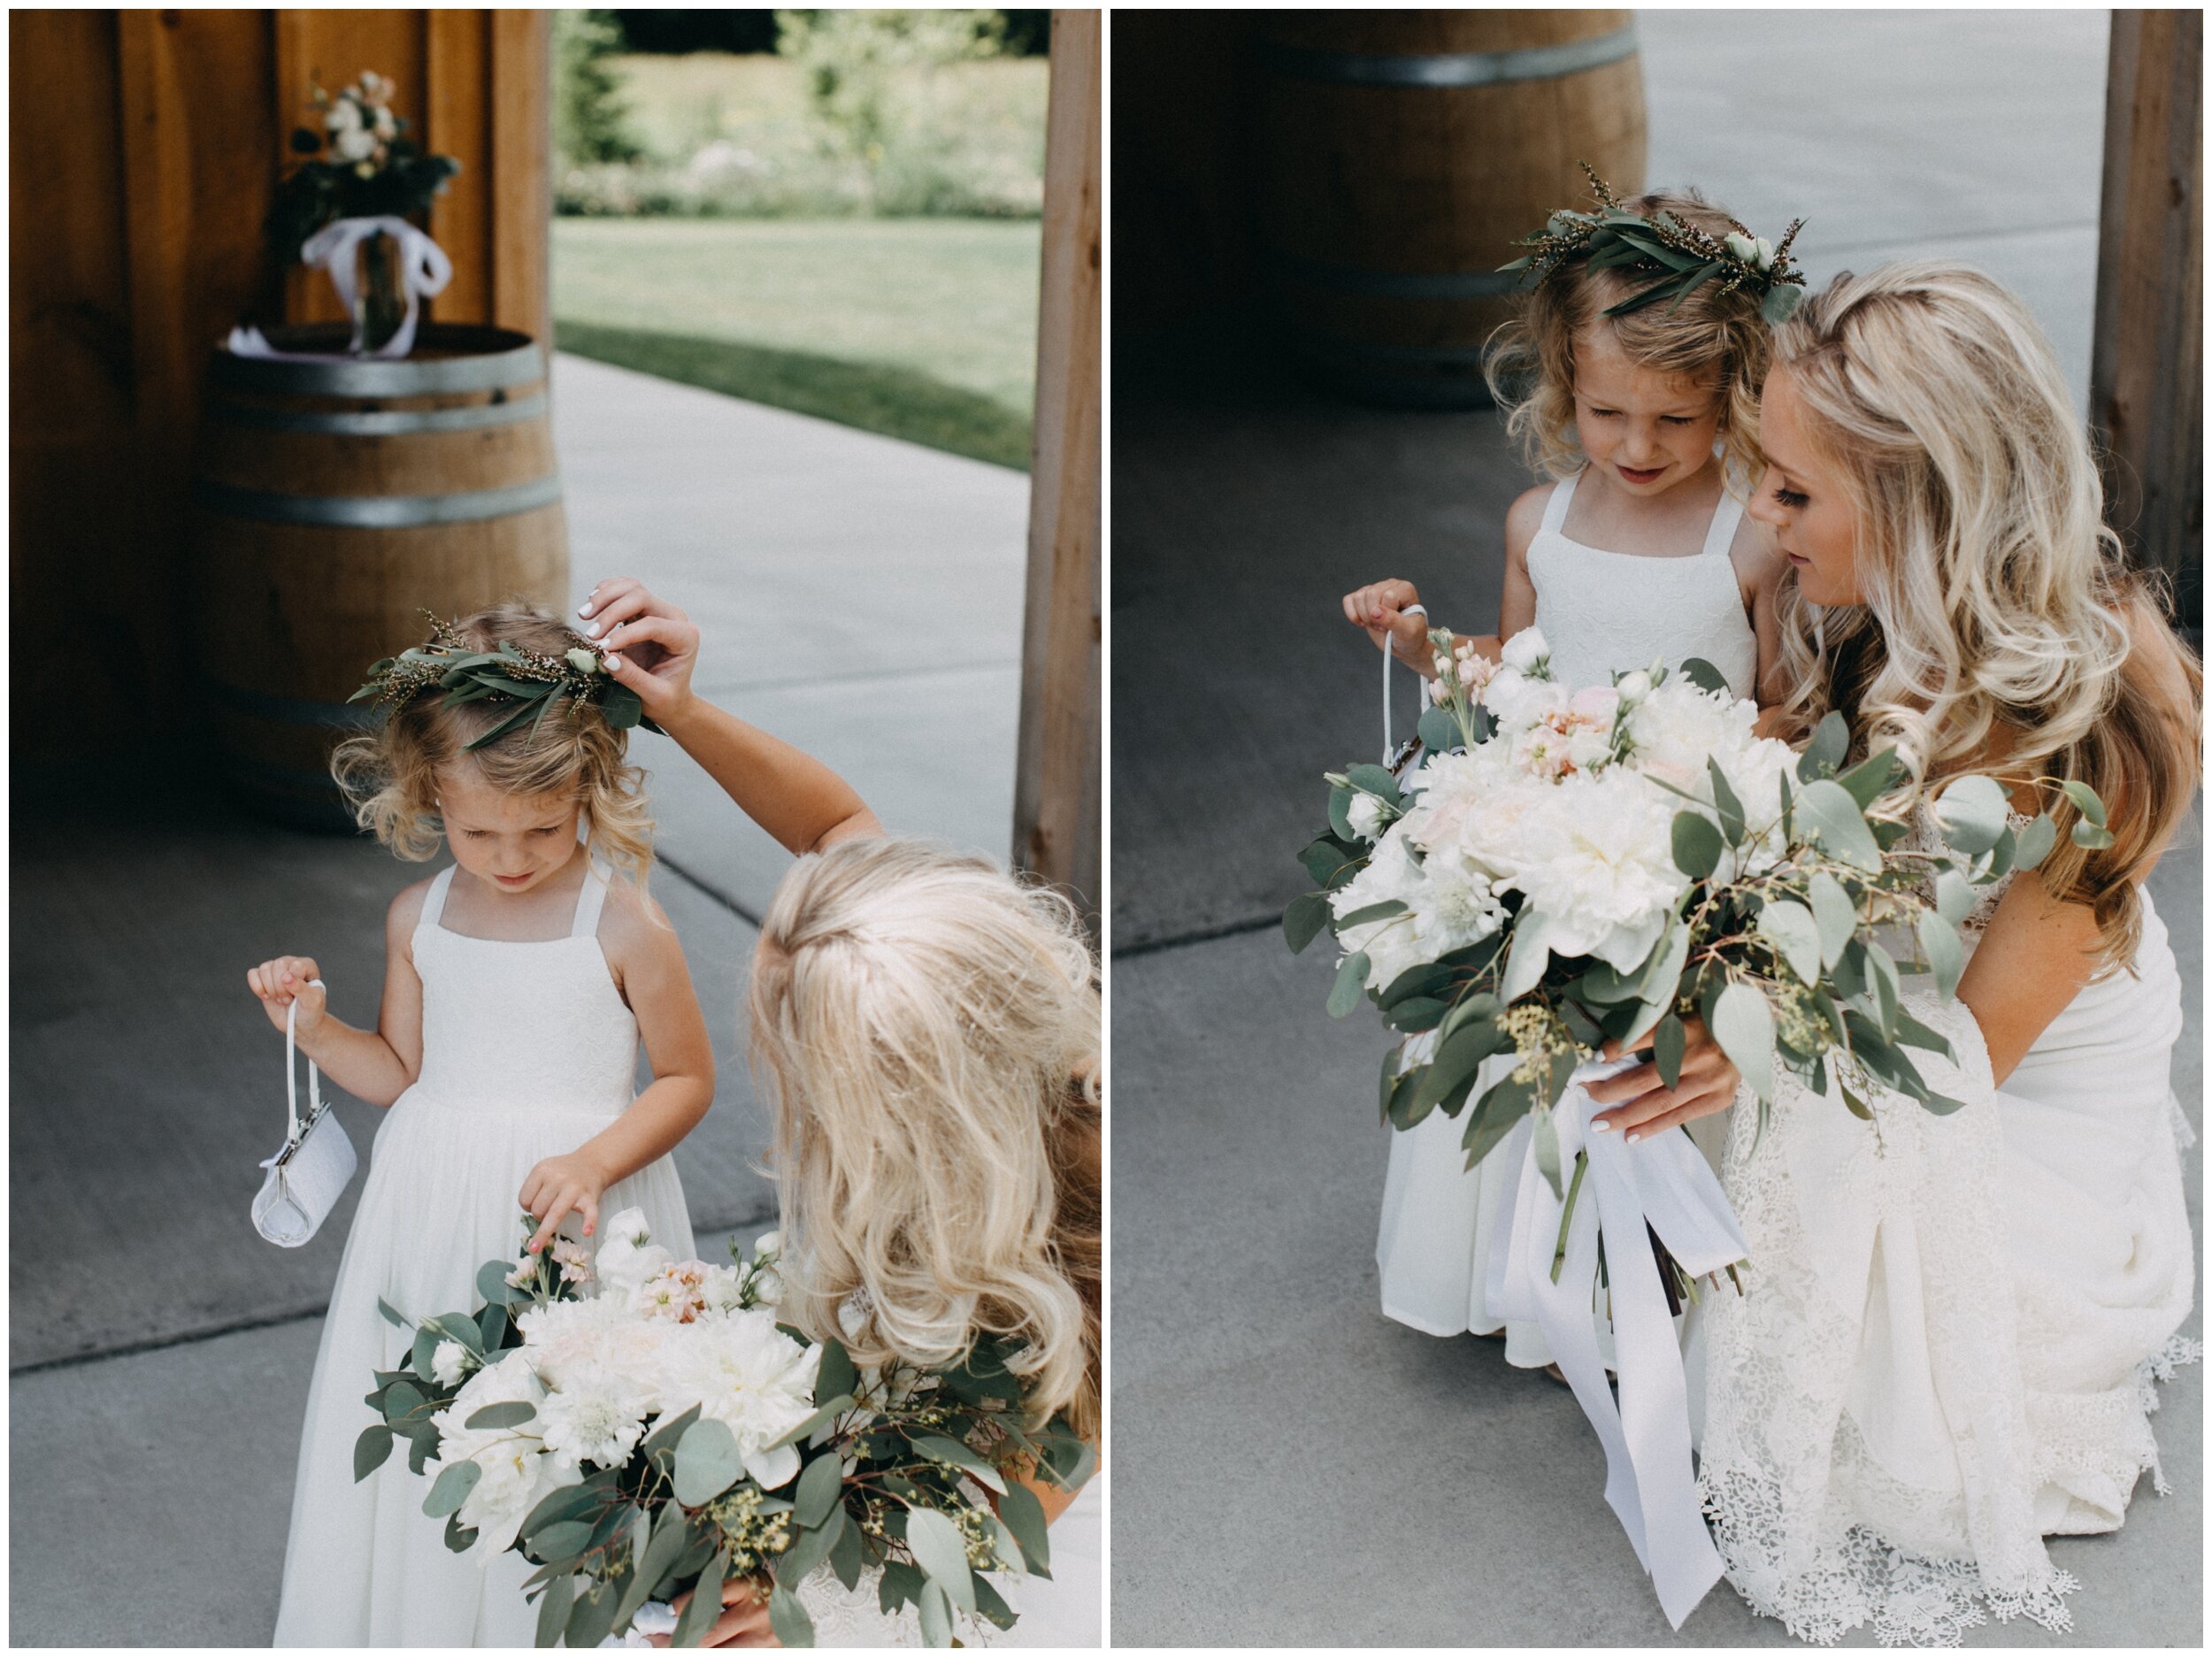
1502,163,1808,326
350,611,659,752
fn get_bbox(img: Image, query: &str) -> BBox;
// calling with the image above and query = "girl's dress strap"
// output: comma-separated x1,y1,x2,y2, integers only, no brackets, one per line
572,858,614,940
1701,486,1748,559
419,865,457,929
1538,467,1583,536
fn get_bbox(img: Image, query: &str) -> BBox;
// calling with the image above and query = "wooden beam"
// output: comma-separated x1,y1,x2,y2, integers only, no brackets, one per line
1013,9,1102,925
2091,8,2202,630
489,8,551,346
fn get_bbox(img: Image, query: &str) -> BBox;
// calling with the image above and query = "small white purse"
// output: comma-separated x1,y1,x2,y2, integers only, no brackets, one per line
252,978,358,1247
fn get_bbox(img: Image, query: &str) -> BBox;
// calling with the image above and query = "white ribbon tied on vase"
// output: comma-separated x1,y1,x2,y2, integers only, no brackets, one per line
1485,1055,1750,1630
227,215,453,359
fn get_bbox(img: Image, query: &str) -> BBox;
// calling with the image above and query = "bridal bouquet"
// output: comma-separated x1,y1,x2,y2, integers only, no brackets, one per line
357,1214,1090,1649
1289,626,2096,1284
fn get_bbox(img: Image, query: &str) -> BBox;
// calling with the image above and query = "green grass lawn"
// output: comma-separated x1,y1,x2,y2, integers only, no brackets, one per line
552,218,1041,469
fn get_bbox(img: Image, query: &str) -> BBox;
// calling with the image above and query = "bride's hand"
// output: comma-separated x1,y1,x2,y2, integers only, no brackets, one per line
1584,1016,1740,1141
646,1576,778,1647
577,578,700,725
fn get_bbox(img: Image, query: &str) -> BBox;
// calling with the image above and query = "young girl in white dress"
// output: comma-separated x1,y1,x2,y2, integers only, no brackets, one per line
1341,187,1793,1373
1681,263,2201,1645
254,602,714,1646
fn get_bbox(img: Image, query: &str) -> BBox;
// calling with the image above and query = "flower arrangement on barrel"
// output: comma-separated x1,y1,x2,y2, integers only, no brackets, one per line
359,1212,1091,1649
257,72,462,357
1286,625,2109,1622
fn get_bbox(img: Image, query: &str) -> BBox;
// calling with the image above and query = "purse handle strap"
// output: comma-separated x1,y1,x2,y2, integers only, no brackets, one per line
1384,603,1428,762
286,980,327,1145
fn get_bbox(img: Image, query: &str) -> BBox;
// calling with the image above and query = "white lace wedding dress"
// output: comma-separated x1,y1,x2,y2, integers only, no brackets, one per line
1696,819,2198,1645
1378,464,1756,1360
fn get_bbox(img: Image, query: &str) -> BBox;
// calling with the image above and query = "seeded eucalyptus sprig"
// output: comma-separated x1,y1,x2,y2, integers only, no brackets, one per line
350,610,662,752
1501,161,1809,326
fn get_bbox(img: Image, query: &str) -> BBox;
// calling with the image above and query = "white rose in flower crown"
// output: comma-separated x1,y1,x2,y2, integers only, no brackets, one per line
1724,231,1758,265
1500,626,1550,674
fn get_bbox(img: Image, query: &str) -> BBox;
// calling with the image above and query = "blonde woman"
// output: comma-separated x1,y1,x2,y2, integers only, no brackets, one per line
1582,264,2200,1644
578,578,1102,1648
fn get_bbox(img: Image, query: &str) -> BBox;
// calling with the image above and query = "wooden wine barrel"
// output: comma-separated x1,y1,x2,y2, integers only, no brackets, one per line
1250,11,1647,408
190,323,568,829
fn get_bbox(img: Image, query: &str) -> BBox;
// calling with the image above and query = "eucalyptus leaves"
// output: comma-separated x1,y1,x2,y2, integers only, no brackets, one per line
1289,629,2106,1178
350,611,659,752
360,1215,1091,1648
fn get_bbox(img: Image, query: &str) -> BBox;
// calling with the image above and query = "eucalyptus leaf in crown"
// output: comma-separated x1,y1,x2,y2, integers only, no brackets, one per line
1288,627,2104,1297
350,611,664,753
1502,162,1809,326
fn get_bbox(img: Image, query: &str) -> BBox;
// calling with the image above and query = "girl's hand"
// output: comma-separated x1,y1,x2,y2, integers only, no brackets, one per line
1340,579,1432,665
647,1576,778,1647
519,1153,610,1255
247,957,326,1037
1585,1016,1741,1141
578,578,699,725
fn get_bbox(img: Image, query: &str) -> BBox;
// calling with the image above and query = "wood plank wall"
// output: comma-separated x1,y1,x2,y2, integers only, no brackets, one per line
1013,9,1103,928
2091,9,2203,632
10,9,549,759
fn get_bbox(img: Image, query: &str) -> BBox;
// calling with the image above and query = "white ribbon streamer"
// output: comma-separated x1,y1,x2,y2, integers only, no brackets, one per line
228,216,452,359
1486,1056,1749,1629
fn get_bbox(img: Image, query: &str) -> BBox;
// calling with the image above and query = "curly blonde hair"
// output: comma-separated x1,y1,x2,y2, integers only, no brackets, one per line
1486,187,1773,491
749,838,1102,1443
330,600,658,904
1765,261,2201,969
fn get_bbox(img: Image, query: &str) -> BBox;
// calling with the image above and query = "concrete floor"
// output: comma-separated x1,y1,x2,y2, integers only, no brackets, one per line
9,362,1030,1643
1110,9,2201,1646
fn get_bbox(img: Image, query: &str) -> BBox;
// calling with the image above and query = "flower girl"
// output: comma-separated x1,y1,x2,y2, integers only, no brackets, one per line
1340,179,1800,1369
256,602,714,1645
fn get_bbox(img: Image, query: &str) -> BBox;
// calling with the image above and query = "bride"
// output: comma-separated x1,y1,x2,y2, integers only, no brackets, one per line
1585,261,2200,1644
580,580,1103,1646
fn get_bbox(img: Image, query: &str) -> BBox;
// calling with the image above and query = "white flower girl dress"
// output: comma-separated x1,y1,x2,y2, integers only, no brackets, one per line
275,860,694,1646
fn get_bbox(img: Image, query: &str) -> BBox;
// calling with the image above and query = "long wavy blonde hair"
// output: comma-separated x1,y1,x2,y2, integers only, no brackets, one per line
330,600,658,903
1485,187,1773,490
749,838,1102,1441
1766,261,2201,967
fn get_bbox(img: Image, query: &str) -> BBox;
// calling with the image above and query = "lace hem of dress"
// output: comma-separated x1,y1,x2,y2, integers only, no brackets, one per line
795,1561,1001,1648
1704,1339,2198,1650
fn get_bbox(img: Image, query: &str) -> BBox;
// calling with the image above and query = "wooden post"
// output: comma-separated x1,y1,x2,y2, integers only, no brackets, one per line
2091,9,2202,632
1013,9,1102,926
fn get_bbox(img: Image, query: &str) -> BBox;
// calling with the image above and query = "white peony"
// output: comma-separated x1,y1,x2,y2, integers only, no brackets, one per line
1626,676,1761,794
1498,771,1688,972
431,1353,573,1552
656,1310,823,1492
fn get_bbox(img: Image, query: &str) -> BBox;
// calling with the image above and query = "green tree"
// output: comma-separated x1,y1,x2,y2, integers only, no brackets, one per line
774,10,1005,211
553,10,640,166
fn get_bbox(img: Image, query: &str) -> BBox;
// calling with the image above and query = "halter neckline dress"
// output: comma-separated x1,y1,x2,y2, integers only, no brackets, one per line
1376,464,1759,1364
274,857,695,1647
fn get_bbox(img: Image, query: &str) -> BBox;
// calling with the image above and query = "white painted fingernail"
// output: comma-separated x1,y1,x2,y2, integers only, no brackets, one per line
1625,1132,1641,1143
578,603,594,618
604,654,623,670
584,622,600,636
1591,1118,1612,1133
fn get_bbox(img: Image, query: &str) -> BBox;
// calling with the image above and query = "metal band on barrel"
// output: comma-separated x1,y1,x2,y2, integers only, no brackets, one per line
194,472,563,527
206,392,549,436
1259,25,1639,88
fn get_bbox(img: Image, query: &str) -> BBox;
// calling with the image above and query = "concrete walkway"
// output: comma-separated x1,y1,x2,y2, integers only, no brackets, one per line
9,364,1028,1643
1110,10,2201,1646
